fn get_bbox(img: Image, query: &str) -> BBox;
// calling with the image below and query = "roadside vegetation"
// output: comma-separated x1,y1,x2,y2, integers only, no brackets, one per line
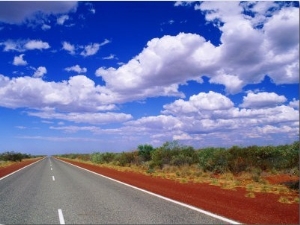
56,141,299,203
0,151,42,167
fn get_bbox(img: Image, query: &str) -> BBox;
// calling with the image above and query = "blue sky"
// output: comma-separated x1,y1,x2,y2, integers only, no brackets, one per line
0,1,299,156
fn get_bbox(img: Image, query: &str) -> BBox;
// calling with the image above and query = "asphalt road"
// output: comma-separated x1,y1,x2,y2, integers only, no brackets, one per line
0,157,235,224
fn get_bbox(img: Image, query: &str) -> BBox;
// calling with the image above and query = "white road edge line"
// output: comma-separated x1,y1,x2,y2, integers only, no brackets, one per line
0,158,45,181
58,209,65,224
52,176,55,181
57,158,241,224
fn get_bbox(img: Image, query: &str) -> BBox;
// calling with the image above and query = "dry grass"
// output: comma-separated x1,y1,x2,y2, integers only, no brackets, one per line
61,157,299,204
0,158,41,168
245,192,256,198
0,160,14,168
278,196,300,204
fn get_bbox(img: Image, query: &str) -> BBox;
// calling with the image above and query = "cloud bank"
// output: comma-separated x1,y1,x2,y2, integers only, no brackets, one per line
0,1,298,149
97,2,299,96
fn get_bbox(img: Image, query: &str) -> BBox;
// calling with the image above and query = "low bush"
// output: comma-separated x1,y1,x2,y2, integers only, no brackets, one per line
56,141,299,177
200,141,299,174
138,144,154,161
91,152,103,164
0,151,33,162
198,148,229,173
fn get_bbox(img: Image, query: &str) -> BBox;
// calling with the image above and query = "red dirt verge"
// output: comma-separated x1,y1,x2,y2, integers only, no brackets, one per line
266,174,299,185
0,158,298,224
0,158,42,178
59,158,299,225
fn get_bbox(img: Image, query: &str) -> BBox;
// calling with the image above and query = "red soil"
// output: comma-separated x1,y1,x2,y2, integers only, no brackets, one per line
0,158,41,178
1,158,298,224
265,174,299,185
59,159,299,225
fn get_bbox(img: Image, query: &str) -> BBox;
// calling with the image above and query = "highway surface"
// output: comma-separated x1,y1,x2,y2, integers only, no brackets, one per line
0,157,235,224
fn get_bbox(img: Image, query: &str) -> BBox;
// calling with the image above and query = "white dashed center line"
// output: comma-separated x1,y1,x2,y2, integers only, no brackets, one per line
52,176,55,181
58,209,65,224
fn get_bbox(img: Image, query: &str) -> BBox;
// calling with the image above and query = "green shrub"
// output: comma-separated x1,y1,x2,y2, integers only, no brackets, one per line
212,149,230,173
117,151,137,166
198,147,228,173
77,154,91,161
180,146,199,164
138,144,154,161
150,141,198,168
91,152,103,164
0,151,23,162
55,141,299,175
170,154,193,166
101,152,116,163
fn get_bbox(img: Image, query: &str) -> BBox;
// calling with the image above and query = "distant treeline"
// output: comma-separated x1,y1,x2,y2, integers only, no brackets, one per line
56,141,299,174
0,151,41,162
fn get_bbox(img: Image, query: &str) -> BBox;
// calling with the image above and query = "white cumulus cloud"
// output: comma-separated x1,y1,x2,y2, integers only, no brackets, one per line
65,65,87,74
13,54,27,66
0,74,117,112
80,40,110,57
125,115,182,132
80,43,100,57
240,92,287,108
33,66,47,78
24,40,50,50
57,15,69,25
96,33,215,97
121,91,298,147
0,39,50,52
96,2,299,97
41,24,51,30
62,41,75,55
62,39,110,57
289,99,299,109
163,91,234,115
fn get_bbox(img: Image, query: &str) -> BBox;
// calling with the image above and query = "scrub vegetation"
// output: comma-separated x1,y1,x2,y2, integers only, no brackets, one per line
0,151,34,162
0,151,42,167
56,141,299,202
